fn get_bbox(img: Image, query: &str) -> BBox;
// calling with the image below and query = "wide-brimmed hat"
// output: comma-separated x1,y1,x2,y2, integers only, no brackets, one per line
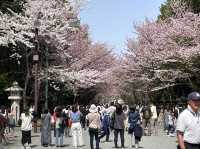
89,104,98,113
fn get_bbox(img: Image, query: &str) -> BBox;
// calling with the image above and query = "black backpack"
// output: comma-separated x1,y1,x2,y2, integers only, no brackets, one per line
143,107,151,119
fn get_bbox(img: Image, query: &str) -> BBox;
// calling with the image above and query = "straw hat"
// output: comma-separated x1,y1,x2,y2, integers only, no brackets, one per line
89,104,98,113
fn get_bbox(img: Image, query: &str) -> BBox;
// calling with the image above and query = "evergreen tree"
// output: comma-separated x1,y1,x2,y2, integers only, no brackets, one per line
191,0,200,13
158,0,200,21
158,0,174,21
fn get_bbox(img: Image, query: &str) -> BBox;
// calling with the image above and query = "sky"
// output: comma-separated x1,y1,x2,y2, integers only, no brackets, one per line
79,0,166,54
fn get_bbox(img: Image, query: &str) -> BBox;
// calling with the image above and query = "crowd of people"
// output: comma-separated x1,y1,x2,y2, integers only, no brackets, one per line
0,107,16,146
0,100,187,149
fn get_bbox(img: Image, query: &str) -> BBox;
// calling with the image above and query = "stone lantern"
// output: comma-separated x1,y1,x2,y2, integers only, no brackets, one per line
5,81,23,123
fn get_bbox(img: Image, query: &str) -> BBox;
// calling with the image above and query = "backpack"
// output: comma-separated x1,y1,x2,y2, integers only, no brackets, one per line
143,108,151,119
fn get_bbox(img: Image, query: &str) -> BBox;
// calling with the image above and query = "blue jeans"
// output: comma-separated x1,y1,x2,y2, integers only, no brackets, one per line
56,128,64,146
167,124,175,135
99,127,110,141
89,128,99,149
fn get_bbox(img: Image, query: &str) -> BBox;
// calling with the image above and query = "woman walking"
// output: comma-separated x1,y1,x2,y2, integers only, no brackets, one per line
55,108,65,147
20,108,33,149
8,109,16,137
69,105,84,148
41,109,51,147
164,109,170,134
157,108,164,129
86,104,101,149
111,104,126,149
128,105,142,149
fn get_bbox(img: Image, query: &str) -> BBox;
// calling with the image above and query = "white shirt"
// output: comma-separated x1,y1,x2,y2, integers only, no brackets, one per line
168,114,173,125
176,105,200,144
21,113,32,131
56,118,61,128
150,105,158,119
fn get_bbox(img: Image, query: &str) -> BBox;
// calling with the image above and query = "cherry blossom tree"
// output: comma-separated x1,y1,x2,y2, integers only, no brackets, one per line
123,3,200,102
0,0,125,105
0,0,95,106
49,35,117,103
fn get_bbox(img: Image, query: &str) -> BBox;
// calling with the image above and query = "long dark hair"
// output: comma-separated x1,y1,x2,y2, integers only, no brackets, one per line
24,107,30,116
43,109,49,114
115,104,123,115
72,105,78,113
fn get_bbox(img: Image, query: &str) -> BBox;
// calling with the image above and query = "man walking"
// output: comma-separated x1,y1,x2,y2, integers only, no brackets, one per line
141,104,152,136
177,92,200,149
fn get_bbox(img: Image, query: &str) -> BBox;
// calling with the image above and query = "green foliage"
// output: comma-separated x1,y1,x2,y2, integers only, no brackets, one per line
0,0,25,14
174,36,195,47
0,73,10,95
188,0,200,14
47,80,74,107
158,0,175,21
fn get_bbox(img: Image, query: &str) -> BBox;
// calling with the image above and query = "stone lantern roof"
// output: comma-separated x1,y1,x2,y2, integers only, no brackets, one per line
5,81,23,100
5,82,23,92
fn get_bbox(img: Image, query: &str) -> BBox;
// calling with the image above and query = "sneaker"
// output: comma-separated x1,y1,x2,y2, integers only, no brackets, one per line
24,143,28,147
169,133,175,137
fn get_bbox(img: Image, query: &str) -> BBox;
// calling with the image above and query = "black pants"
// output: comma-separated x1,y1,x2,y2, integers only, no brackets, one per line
21,130,31,145
114,129,124,147
185,142,200,149
178,143,200,149
89,128,99,149
167,124,175,135
135,136,141,142
81,117,86,129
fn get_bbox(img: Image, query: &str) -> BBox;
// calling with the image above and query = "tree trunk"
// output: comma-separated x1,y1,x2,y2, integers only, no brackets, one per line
23,49,30,109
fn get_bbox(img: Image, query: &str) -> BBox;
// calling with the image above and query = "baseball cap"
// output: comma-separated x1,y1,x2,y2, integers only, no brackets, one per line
187,92,200,101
